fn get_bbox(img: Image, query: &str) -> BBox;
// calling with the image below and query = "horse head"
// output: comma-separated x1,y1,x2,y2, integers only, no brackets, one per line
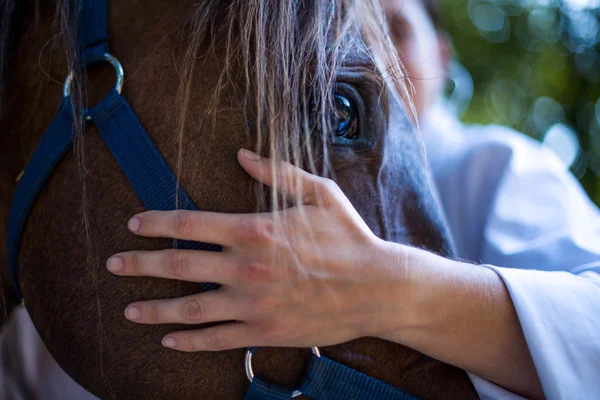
1,0,475,398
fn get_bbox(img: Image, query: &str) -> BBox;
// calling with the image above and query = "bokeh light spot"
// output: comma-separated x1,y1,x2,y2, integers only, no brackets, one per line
543,123,581,168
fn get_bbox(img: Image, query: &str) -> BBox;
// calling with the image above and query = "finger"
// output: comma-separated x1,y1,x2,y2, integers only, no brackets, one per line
237,148,340,205
161,322,258,352
124,291,241,325
127,209,247,245
107,249,239,285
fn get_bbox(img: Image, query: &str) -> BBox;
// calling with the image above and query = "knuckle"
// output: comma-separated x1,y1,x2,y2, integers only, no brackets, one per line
180,335,197,352
251,294,278,313
173,211,197,237
238,260,273,283
147,303,160,322
239,219,273,246
129,253,142,274
180,299,205,321
262,219,275,236
165,251,189,277
260,321,285,341
319,178,341,198
203,331,228,351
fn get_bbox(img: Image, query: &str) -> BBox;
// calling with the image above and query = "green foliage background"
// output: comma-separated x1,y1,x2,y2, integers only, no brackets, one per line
437,0,600,205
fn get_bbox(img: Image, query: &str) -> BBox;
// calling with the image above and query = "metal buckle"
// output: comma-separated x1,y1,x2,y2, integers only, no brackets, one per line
245,347,321,398
63,53,124,98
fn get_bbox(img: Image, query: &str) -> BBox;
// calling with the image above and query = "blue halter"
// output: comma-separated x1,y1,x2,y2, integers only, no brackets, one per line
6,1,420,399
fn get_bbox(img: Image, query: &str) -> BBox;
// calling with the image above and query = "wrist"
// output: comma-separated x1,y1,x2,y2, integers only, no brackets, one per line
364,244,543,398
370,243,466,344
362,241,433,340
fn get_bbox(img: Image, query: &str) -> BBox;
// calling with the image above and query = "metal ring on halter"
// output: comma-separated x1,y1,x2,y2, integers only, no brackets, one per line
245,347,321,398
63,53,124,98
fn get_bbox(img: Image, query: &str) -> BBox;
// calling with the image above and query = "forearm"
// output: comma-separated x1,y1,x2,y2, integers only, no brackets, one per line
375,242,544,399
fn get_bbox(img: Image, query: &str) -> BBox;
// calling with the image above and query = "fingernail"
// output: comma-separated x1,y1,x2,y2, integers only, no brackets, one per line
125,306,141,321
239,149,261,161
162,336,177,348
128,217,140,232
106,256,123,273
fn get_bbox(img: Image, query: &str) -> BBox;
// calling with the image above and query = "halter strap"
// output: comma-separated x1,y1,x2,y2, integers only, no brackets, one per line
7,0,219,299
298,355,418,400
89,90,221,288
7,101,73,299
79,0,109,64
243,354,420,400
244,377,296,400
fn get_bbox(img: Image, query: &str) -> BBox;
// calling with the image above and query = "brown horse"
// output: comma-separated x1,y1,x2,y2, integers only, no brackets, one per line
1,0,478,398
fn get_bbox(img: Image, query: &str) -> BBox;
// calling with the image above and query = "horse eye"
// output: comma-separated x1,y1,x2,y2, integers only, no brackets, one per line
332,93,359,141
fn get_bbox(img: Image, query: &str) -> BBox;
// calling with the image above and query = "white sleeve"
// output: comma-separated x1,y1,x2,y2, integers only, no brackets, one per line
471,134,600,399
472,267,600,399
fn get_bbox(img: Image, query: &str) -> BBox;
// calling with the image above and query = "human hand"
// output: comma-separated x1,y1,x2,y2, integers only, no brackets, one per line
107,149,414,352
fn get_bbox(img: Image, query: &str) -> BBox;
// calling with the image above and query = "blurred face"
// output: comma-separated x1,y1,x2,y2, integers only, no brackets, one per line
384,0,447,118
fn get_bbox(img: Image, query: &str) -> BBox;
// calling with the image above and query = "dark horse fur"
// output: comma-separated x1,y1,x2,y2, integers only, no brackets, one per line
0,0,478,398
